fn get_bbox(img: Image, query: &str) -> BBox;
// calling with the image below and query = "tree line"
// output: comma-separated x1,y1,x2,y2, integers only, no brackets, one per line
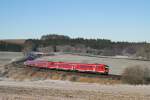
0,41,23,52
1,34,150,60
24,34,113,51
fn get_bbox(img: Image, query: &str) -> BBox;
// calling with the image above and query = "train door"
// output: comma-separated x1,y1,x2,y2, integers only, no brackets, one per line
95,65,105,73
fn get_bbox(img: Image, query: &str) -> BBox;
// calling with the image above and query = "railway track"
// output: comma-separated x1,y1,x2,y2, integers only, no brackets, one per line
10,62,122,80
29,67,121,80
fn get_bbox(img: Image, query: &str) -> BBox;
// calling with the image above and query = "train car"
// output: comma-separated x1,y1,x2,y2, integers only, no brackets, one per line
74,63,109,74
24,60,109,74
56,63,74,70
24,60,48,68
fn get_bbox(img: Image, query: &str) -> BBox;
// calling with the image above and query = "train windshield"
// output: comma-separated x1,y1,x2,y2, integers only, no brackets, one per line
105,65,109,68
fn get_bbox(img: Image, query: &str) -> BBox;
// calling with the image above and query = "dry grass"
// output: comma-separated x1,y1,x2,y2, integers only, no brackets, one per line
51,74,61,80
122,65,150,85
0,62,121,85
1,80,150,100
0,52,23,66
77,77,121,84
1,52,150,100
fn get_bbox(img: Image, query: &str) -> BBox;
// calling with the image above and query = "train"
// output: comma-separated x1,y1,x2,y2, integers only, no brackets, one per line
24,60,109,75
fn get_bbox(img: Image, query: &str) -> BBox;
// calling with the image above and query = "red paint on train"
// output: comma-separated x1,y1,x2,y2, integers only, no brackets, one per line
24,60,109,74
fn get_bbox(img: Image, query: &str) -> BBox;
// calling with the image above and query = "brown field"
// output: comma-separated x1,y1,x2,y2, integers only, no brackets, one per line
0,80,150,100
0,52,23,66
1,39,25,44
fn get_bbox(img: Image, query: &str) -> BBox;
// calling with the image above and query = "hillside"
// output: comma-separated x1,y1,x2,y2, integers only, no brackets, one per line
0,53,150,100
24,34,150,60
0,34,150,60
1,39,25,45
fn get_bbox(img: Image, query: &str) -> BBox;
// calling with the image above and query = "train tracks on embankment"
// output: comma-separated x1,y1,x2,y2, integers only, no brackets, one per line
7,62,122,81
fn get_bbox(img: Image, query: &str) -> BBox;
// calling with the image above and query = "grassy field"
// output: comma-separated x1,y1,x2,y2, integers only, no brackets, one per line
0,52,23,66
1,52,150,100
1,51,150,75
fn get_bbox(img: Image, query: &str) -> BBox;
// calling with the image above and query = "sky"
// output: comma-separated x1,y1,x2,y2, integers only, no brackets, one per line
0,0,149,42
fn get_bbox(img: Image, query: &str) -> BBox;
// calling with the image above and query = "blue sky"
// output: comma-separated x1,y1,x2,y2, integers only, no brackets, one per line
0,0,149,42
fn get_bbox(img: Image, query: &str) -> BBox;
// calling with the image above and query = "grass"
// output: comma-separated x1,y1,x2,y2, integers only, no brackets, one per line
1,84,150,100
122,65,150,85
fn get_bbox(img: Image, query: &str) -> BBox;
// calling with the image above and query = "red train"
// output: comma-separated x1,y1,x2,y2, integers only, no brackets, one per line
24,60,109,74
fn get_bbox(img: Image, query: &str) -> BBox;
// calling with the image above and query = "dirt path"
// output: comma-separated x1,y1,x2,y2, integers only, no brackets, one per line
0,80,150,100
0,52,23,66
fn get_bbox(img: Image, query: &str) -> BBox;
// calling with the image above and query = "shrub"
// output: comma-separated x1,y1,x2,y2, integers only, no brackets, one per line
61,74,67,80
122,65,150,85
136,44,150,60
70,76,78,82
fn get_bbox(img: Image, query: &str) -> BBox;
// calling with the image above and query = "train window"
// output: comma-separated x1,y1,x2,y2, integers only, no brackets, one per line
80,66,92,68
105,65,109,68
